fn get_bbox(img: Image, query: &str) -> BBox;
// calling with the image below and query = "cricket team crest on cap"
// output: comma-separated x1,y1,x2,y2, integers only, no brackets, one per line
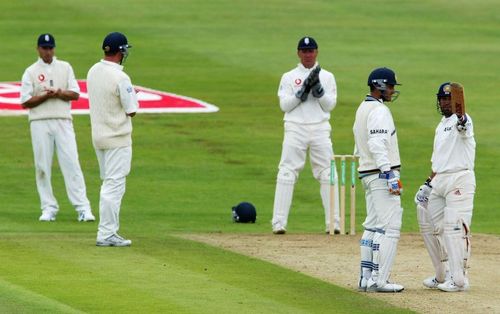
304,37,310,45
0,80,219,115
443,84,451,92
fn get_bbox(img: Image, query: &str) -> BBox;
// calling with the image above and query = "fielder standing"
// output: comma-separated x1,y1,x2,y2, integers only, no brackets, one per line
87,32,138,247
20,33,95,222
353,67,404,292
271,36,340,234
414,82,475,292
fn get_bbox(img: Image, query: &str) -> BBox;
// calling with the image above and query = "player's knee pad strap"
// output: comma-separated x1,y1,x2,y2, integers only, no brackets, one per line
277,168,297,184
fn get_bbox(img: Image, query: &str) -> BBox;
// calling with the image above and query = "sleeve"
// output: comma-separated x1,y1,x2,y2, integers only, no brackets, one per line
66,64,80,94
118,78,139,114
20,70,34,104
317,72,337,112
366,106,392,172
277,73,301,112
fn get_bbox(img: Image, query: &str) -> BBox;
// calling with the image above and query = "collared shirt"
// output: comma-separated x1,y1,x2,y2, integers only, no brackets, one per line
87,59,139,149
431,113,475,173
20,57,79,121
277,62,337,124
353,96,401,173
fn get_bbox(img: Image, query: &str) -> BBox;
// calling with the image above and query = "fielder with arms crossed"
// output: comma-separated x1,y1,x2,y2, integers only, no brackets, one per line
414,82,475,292
271,36,340,235
353,67,404,292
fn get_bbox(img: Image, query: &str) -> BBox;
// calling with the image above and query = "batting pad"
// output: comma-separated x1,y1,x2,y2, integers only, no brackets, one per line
443,223,466,287
377,228,400,286
417,204,448,281
272,181,294,229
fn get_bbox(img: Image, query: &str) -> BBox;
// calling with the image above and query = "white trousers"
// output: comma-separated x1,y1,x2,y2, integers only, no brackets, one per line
272,121,340,229
95,146,132,241
427,170,475,286
30,119,90,212
361,172,403,231
427,170,475,228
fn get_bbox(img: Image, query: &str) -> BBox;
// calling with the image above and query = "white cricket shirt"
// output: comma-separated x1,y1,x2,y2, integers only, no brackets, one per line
20,57,80,121
277,62,337,124
431,113,475,173
353,96,401,173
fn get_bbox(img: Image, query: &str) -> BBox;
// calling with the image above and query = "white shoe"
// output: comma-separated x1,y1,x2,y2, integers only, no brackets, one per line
437,278,469,292
366,277,377,292
423,276,443,289
358,277,368,292
376,282,404,293
273,228,286,234
96,234,132,247
39,210,57,222
78,210,95,222
367,278,404,293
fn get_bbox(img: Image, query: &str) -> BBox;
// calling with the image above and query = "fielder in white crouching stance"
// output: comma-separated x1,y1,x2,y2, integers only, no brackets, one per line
271,36,340,235
20,33,95,222
353,67,404,293
87,32,138,247
414,82,475,292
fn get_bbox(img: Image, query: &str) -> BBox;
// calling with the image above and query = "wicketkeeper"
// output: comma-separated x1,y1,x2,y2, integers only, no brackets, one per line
271,36,340,234
414,82,475,292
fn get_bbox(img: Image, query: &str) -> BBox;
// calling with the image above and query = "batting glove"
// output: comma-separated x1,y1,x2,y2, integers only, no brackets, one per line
414,181,432,205
379,170,403,195
456,115,468,132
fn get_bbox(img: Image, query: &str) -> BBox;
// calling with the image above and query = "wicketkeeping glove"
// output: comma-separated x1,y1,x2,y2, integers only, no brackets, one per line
379,170,403,195
311,82,324,98
295,82,310,101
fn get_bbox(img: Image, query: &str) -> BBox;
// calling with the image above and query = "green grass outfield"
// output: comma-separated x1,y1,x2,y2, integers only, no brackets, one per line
0,0,498,312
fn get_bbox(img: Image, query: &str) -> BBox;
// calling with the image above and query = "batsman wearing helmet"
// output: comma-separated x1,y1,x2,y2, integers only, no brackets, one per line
414,82,475,292
271,36,340,235
353,67,404,292
87,32,138,247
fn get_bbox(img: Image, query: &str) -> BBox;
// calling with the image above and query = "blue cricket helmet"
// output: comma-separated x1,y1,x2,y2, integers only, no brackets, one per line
232,202,257,223
437,82,452,98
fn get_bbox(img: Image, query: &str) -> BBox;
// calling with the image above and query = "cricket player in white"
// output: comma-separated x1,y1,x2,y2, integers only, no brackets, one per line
87,32,138,247
272,36,340,235
414,82,475,292
353,67,404,293
20,33,95,222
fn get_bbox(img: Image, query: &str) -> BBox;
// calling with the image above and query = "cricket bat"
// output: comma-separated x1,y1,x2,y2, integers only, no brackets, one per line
450,82,465,116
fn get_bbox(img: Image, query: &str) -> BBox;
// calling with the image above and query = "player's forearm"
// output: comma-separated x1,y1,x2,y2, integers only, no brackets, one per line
57,90,79,101
22,94,50,108
318,94,336,112
279,95,301,112
367,137,391,172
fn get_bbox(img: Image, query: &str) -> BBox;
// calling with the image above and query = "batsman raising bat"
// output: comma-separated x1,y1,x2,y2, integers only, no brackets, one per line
414,82,476,292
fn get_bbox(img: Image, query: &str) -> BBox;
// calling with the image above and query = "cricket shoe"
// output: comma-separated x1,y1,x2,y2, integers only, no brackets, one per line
358,277,368,292
273,228,286,235
96,234,132,247
437,278,469,292
39,209,57,222
423,272,449,289
366,278,404,293
78,210,95,222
